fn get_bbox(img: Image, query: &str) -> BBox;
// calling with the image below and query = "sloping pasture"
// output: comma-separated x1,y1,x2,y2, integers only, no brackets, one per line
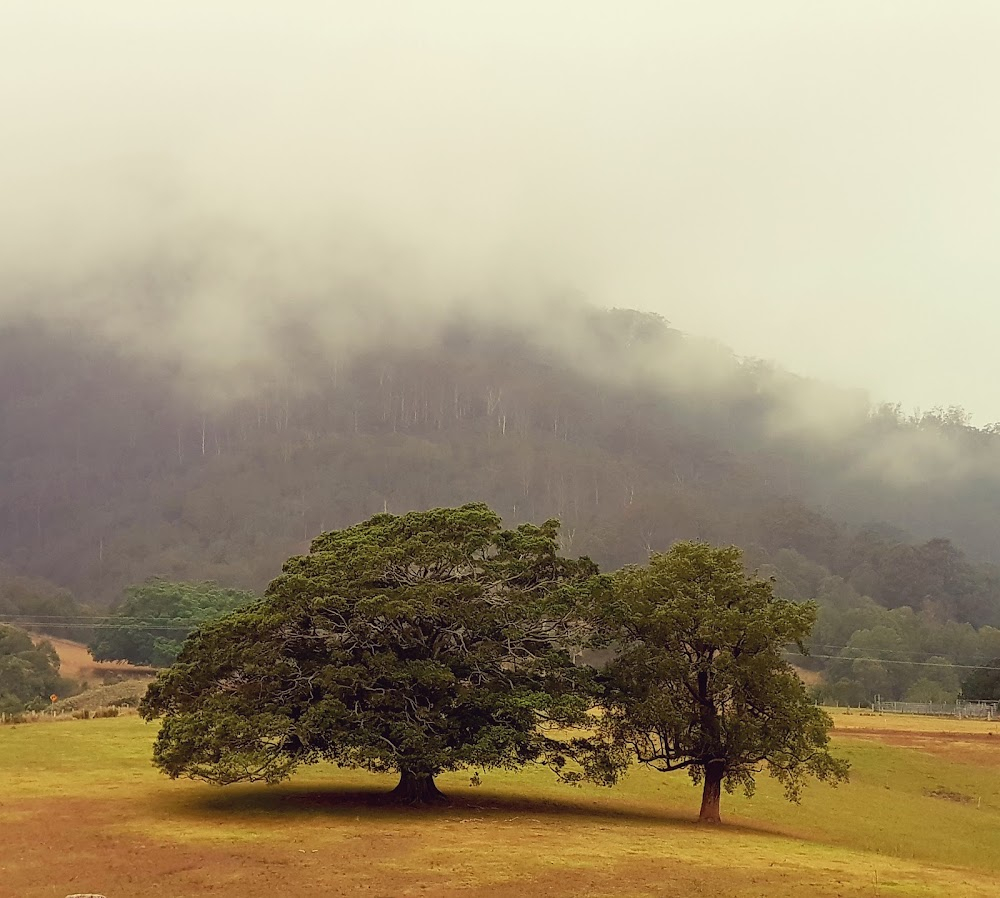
0,711,997,897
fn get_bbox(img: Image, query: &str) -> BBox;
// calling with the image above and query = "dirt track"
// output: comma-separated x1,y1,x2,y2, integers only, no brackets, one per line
29,633,157,683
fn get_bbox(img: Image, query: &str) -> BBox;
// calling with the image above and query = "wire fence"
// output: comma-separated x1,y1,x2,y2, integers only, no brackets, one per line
872,697,999,719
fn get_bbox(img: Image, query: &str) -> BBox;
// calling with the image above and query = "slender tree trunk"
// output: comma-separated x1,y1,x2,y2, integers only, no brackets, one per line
699,761,725,824
388,770,447,805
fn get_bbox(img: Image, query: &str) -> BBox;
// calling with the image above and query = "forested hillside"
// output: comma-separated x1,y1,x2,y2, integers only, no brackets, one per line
3,303,1000,647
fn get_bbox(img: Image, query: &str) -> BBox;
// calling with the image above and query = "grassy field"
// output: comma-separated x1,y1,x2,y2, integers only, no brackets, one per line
1,711,998,897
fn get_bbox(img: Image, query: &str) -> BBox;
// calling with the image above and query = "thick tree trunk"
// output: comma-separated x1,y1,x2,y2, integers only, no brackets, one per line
699,761,725,824
388,770,448,805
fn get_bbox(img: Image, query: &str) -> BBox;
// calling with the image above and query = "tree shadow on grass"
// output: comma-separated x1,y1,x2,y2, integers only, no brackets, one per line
164,780,779,838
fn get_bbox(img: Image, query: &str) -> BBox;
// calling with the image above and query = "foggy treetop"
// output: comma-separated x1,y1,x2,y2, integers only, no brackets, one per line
3,305,1000,625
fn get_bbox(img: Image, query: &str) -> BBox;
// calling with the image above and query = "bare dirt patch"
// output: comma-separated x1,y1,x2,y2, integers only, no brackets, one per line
924,786,976,804
0,796,423,898
838,727,1000,768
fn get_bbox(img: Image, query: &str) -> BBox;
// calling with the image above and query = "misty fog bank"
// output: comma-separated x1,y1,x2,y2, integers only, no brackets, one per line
4,2,1000,418
3,164,998,502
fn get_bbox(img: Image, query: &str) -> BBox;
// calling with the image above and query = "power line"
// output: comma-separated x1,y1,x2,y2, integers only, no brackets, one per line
807,641,986,660
0,608,254,623
785,650,1000,672
0,613,194,622
20,625,196,631
0,615,201,632
803,638,1000,665
4,615,1000,671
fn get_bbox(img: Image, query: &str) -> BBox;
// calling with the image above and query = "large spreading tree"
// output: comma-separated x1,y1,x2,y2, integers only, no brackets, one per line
140,504,598,802
587,542,849,823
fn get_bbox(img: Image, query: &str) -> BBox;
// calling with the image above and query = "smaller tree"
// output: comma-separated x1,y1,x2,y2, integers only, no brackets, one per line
90,580,255,667
588,542,848,824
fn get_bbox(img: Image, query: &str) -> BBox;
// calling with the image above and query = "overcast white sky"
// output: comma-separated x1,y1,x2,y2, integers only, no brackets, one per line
3,3,1000,420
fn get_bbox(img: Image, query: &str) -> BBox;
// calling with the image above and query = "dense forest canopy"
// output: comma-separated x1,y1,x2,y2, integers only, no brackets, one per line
3,298,1000,702
88,579,257,667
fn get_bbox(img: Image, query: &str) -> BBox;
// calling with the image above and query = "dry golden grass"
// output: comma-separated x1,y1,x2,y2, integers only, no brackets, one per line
1,713,998,897
829,707,999,734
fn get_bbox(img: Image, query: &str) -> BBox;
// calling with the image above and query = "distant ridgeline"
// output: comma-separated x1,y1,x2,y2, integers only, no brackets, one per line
2,306,1000,702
